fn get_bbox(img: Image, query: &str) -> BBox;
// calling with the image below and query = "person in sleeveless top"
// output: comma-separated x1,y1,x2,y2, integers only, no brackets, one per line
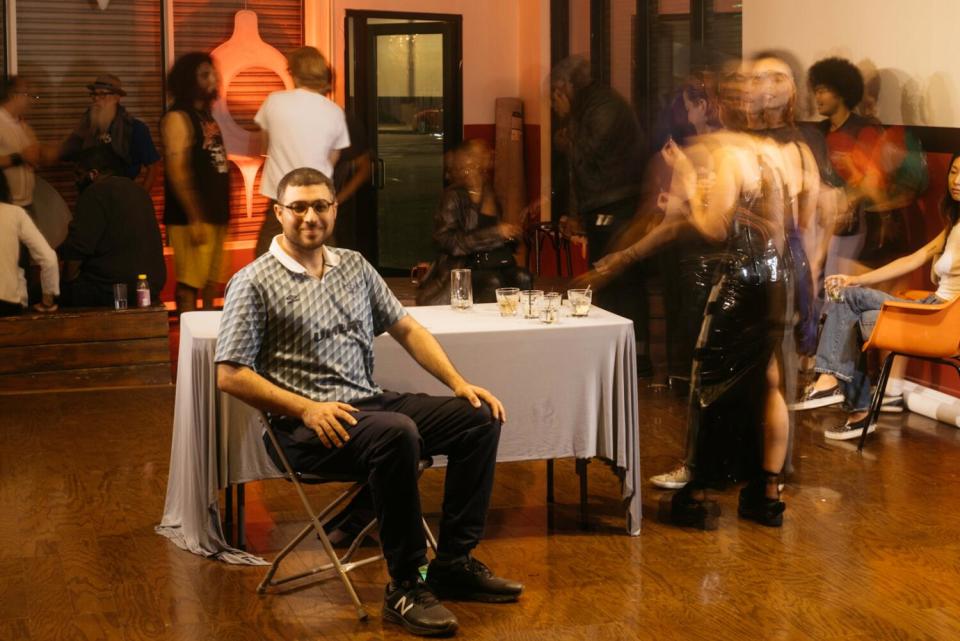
810,153,960,440
161,52,231,314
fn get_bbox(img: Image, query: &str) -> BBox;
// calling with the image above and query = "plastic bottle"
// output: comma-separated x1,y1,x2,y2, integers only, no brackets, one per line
136,274,151,308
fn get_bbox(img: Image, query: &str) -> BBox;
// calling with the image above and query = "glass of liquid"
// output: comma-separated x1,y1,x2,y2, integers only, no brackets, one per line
519,289,544,319
567,288,593,317
450,269,473,310
495,287,520,317
540,292,562,324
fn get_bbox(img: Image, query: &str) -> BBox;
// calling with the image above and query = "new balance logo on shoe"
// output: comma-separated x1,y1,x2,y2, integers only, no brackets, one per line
394,595,416,616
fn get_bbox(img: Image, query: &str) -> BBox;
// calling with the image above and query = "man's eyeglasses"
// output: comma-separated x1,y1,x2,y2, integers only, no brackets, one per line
279,200,337,216
14,92,40,101
89,91,117,99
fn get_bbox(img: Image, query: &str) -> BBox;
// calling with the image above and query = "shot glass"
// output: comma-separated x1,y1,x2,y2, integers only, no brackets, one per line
113,283,128,310
567,288,593,317
519,289,544,319
450,268,473,310
495,287,521,317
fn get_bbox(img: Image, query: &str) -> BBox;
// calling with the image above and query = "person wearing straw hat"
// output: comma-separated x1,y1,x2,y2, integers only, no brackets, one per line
61,74,161,193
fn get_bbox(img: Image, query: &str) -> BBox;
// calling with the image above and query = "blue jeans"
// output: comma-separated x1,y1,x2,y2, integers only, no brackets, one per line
815,287,940,412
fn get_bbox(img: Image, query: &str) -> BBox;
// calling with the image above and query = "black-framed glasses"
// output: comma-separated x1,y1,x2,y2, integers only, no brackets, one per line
89,91,117,99
14,92,40,101
279,200,337,216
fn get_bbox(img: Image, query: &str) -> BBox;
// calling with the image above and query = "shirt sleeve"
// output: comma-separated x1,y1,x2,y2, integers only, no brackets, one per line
362,258,406,335
254,95,270,131
131,119,161,166
17,208,60,297
214,270,267,369
333,108,351,151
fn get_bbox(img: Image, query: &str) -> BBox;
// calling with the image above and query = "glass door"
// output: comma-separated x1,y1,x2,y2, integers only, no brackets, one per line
346,13,462,272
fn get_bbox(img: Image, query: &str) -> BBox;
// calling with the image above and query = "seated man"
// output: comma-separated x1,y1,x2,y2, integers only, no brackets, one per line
215,167,522,637
59,147,166,307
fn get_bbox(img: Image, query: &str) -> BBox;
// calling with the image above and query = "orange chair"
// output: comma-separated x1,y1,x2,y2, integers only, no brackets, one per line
857,291,960,451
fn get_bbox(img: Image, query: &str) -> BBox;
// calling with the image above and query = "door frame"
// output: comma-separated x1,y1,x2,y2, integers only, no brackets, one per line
344,9,463,272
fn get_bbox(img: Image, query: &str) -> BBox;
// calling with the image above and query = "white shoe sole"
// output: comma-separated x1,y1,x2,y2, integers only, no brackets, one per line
880,399,904,413
824,423,876,441
650,478,689,490
789,393,844,411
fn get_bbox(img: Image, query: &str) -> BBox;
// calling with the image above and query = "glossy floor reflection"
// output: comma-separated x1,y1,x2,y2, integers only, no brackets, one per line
1,383,959,640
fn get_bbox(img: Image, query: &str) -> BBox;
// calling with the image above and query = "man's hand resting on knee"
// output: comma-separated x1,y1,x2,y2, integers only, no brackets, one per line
453,385,506,423
302,401,359,448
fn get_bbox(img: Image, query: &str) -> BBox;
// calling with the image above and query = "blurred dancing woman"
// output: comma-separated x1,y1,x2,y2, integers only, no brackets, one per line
587,61,796,527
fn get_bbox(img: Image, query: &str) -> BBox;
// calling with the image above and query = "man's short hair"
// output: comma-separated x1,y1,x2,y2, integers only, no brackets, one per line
276,167,336,203
286,47,331,93
550,56,592,92
808,57,864,110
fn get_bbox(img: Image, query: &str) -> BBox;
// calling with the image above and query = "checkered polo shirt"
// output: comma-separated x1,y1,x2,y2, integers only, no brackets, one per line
215,237,407,405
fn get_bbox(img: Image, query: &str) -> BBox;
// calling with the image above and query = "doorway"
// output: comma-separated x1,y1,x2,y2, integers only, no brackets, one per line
345,11,463,272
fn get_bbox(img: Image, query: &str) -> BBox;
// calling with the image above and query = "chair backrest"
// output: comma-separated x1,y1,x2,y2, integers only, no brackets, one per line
865,295,960,358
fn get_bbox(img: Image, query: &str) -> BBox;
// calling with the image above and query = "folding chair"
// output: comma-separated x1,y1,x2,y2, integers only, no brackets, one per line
857,291,960,452
256,413,438,620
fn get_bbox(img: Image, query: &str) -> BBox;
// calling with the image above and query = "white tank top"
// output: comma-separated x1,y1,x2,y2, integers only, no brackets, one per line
933,223,960,301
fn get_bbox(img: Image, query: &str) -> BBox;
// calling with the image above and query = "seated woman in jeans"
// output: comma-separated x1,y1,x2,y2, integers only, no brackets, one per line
808,153,960,440
416,140,532,305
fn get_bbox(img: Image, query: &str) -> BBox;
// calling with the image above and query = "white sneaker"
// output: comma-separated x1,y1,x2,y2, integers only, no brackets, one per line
880,395,904,413
650,465,690,489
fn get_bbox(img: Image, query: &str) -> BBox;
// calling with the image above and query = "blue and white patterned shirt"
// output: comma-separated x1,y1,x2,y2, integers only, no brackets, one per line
215,237,407,404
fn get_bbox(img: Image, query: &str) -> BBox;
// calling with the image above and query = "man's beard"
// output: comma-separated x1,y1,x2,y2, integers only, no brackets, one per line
90,103,116,134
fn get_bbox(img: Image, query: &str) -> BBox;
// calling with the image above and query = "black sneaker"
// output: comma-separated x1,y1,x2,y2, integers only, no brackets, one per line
880,394,904,413
426,556,523,603
824,414,876,441
789,383,844,410
383,579,458,637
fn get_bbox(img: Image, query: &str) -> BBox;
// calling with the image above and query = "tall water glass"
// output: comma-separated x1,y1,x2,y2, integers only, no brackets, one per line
450,269,473,310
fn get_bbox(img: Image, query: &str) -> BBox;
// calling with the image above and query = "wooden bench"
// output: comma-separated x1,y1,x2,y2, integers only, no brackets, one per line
0,306,171,394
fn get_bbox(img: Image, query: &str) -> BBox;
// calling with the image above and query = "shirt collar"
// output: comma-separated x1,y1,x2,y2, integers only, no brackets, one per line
269,235,340,275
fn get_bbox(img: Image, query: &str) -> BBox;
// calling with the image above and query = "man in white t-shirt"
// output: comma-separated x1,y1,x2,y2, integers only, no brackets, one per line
254,47,350,250
0,77,42,209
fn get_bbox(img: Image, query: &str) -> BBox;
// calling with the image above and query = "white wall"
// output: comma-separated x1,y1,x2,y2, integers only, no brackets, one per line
743,0,960,127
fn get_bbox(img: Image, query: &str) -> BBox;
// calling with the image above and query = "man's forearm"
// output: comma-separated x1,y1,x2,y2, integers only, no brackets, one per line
396,325,467,392
218,364,312,418
142,162,160,193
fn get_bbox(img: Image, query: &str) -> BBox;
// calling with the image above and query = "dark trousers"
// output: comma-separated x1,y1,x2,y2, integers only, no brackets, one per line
265,391,501,581
584,197,650,357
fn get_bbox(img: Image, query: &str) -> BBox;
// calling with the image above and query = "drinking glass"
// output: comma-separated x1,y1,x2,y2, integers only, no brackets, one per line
519,289,544,319
540,292,561,324
567,288,592,317
450,268,473,310
113,283,128,310
495,287,520,317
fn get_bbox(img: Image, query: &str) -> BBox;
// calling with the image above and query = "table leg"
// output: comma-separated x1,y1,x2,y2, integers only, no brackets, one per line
224,484,234,544
546,460,555,504
237,483,246,550
575,458,589,529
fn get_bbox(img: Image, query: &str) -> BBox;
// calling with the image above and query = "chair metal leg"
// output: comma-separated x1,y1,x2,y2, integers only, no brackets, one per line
422,518,438,553
859,353,895,452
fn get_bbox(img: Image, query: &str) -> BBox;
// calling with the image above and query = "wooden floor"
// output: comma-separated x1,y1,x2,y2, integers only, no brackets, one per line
2,382,960,641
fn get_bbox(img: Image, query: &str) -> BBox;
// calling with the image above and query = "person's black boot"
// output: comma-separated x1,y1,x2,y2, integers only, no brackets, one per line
737,472,786,527
660,485,720,530
426,555,523,603
383,578,459,637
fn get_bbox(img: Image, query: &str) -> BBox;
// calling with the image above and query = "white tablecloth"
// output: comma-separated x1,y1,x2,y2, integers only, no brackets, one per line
157,304,641,564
